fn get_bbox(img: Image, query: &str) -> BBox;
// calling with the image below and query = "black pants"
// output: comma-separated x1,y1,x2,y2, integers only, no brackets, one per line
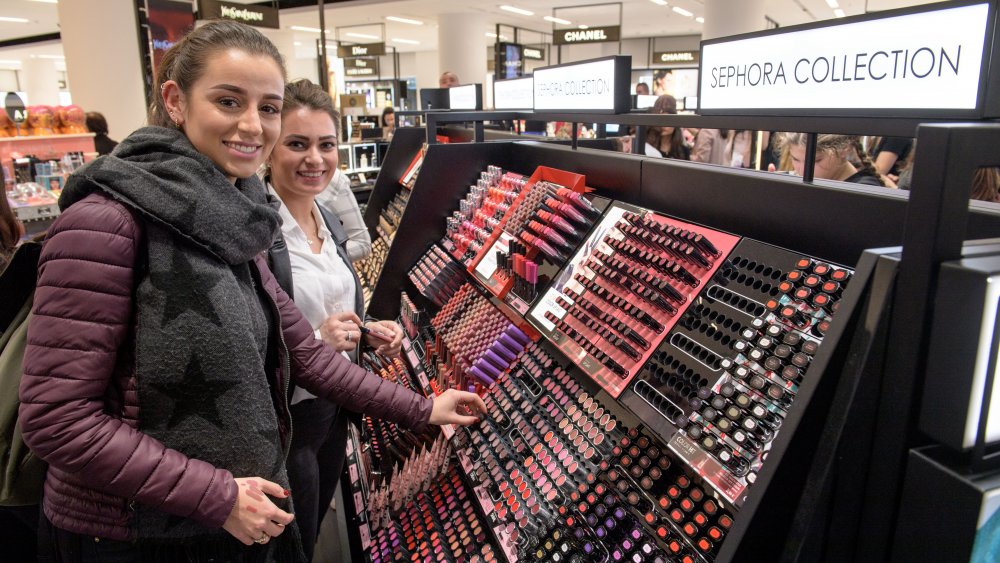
0,504,39,560
37,514,136,563
286,399,348,562
37,514,281,562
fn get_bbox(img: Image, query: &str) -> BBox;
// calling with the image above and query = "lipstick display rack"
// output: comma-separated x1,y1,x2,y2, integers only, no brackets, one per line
357,127,428,306
340,147,868,562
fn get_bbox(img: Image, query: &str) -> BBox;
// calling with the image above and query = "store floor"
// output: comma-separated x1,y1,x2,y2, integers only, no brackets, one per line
314,501,350,563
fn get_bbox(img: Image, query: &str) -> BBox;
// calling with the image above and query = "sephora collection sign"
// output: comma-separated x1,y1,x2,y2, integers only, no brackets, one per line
698,1,991,116
533,56,631,113
494,76,534,110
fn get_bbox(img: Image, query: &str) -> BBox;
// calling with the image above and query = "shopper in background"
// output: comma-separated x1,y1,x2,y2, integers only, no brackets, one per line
868,136,913,182
381,106,396,131
971,168,1000,203
264,78,390,560
691,128,753,167
775,133,885,186
19,20,485,563
635,82,650,96
84,111,118,156
0,192,21,270
315,169,372,262
643,95,690,160
439,71,460,88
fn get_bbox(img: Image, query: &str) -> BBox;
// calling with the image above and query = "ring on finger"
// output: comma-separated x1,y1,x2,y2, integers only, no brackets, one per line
253,533,269,544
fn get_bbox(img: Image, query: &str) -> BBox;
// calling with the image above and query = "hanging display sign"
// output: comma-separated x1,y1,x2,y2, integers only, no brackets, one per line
343,57,379,77
448,84,483,110
698,1,994,117
533,55,631,113
523,46,545,60
337,43,386,58
199,0,278,29
494,76,534,110
553,25,621,45
654,51,699,64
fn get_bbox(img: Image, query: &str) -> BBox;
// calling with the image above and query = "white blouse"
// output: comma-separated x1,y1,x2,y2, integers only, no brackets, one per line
269,185,358,404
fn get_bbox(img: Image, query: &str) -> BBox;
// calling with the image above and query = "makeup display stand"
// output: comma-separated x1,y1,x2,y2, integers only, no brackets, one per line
335,111,1000,562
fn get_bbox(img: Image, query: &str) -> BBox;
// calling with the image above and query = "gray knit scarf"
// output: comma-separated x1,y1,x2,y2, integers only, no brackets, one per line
60,127,304,561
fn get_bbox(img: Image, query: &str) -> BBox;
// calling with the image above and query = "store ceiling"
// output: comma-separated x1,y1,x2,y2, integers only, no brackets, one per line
0,0,944,52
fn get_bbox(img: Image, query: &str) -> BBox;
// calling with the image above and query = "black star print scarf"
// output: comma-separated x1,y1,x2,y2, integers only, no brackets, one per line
60,127,305,561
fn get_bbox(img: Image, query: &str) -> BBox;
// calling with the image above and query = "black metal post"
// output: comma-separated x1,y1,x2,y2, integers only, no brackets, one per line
571,122,578,150
803,132,817,184
318,0,328,93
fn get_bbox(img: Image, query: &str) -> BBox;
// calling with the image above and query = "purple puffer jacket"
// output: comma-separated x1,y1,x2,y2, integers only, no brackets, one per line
18,192,433,540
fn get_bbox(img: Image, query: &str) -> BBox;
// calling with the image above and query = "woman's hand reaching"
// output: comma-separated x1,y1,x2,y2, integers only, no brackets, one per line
429,389,488,426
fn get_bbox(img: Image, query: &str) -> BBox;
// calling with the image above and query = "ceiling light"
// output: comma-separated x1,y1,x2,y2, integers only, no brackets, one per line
834,8,845,17
499,5,534,16
346,32,380,40
672,6,693,17
28,0,58,3
34,54,63,59
293,41,302,46
290,26,330,33
695,16,704,23
0,60,20,65
386,16,424,25
649,0,668,5
485,32,510,40
825,0,839,7
578,24,589,29
392,38,420,44
543,16,572,25
0,17,30,23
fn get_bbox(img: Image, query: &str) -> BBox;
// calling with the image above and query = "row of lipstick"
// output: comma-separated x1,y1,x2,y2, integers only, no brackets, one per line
368,463,498,563
445,167,527,263
428,283,530,390
360,353,432,472
365,434,453,528
408,244,466,308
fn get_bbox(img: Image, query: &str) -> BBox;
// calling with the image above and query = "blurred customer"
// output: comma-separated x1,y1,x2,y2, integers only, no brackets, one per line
776,133,885,186
643,95,690,160
381,106,396,131
316,169,372,262
868,136,913,182
691,128,752,168
84,111,118,156
635,82,650,95
439,71,460,88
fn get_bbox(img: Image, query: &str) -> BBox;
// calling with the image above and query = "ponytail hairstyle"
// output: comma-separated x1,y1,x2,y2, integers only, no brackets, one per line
281,79,340,130
851,137,886,187
775,133,885,186
149,20,287,128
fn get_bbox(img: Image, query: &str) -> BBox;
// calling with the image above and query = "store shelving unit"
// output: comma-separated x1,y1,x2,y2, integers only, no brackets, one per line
340,98,1000,562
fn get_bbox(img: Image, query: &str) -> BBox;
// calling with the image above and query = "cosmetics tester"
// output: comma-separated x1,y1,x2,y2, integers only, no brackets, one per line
337,2,1000,561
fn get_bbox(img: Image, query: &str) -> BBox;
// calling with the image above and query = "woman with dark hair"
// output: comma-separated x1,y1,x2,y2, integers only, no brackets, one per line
643,95,690,160
264,78,396,559
84,111,119,156
19,20,484,562
381,106,395,130
0,191,22,270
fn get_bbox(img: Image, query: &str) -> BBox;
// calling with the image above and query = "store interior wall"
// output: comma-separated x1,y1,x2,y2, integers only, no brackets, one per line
57,0,146,142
